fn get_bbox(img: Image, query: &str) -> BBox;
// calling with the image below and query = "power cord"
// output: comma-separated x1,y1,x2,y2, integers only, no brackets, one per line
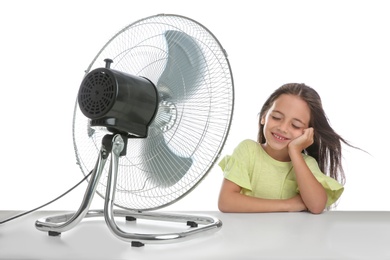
0,170,93,225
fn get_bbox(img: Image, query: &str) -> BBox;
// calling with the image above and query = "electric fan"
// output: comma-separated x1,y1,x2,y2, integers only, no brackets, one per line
35,14,234,246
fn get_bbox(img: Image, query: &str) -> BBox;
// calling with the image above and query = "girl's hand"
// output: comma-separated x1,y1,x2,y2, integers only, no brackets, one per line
288,127,314,153
287,194,307,212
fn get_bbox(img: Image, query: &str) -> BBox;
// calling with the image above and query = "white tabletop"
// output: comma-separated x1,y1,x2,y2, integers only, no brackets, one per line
1,210,389,259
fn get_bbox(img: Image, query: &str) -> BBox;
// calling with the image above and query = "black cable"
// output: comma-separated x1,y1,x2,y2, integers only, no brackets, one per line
0,170,93,225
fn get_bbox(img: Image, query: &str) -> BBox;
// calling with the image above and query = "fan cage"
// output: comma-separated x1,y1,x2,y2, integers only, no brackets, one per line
72,14,234,211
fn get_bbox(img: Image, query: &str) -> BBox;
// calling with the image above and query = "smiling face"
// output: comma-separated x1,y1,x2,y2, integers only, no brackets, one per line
261,94,311,161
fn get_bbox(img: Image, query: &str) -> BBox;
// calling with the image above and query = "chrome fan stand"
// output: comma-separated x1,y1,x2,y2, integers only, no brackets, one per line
35,134,222,247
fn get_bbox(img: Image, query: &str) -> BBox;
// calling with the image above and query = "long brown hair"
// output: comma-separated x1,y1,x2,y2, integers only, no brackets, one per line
258,83,350,184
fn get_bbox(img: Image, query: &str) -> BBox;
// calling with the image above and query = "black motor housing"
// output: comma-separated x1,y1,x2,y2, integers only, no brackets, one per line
78,67,158,137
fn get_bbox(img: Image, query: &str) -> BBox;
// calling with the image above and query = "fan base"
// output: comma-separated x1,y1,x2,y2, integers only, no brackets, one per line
35,134,222,245
36,209,222,245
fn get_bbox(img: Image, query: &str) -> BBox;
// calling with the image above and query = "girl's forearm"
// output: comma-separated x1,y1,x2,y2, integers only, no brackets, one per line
218,180,307,213
289,151,327,214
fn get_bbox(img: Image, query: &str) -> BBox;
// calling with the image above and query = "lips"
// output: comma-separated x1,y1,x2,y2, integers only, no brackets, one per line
272,132,289,141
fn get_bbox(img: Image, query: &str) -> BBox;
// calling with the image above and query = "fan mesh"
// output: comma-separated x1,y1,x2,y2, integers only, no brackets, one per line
72,14,234,211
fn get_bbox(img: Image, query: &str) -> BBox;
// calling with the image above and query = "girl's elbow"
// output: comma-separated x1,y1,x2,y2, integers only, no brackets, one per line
307,203,326,214
308,208,324,214
218,196,233,213
218,200,228,213
218,205,228,213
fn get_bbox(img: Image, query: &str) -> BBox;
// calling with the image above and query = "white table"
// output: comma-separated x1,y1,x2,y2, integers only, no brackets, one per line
1,210,389,259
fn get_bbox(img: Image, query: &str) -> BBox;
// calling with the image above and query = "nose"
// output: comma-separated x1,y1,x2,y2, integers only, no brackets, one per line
278,121,289,133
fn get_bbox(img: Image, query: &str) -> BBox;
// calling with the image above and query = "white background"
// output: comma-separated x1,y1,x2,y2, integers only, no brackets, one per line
0,0,388,213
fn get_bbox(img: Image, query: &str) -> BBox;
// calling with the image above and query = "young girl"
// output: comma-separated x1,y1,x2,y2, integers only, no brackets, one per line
218,83,350,214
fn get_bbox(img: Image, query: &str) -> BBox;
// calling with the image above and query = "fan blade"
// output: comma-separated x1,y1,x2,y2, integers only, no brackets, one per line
140,30,200,187
157,30,203,100
143,128,193,187
87,119,95,137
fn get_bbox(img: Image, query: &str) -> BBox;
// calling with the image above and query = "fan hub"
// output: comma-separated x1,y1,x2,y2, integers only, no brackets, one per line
155,101,177,132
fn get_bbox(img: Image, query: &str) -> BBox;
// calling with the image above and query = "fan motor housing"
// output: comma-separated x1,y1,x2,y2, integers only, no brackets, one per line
78,67,158,137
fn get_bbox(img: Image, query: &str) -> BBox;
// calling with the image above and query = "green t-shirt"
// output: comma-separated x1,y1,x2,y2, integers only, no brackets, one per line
219,139,344,207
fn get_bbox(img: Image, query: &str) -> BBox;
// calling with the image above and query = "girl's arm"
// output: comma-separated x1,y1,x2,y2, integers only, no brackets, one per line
288,128,327,214
218,178,307,213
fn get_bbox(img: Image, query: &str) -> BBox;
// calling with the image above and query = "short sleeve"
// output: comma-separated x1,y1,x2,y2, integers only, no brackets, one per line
313,173,344,207
218,140,254,191
303,156,344,207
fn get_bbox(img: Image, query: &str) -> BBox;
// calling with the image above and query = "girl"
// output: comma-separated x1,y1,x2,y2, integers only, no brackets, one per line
218,83,351,214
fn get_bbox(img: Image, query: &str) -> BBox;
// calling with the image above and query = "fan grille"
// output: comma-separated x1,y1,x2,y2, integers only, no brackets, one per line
78,70,116,118
72,14,234,211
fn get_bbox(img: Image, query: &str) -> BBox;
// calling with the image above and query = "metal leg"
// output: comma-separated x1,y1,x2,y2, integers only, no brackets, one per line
35,144,108,234
105,210,223,246
104,135,222,245
35,134,222,245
